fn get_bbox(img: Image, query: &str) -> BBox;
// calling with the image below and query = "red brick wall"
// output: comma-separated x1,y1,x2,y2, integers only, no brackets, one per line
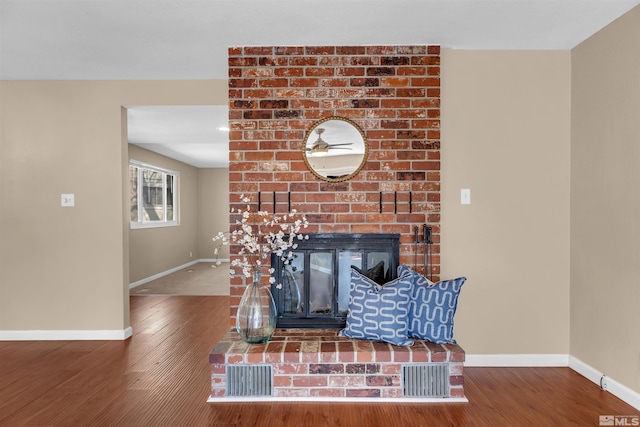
228,45,441,323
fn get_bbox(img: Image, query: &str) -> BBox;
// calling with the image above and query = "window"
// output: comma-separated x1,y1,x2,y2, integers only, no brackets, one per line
129,161,179,228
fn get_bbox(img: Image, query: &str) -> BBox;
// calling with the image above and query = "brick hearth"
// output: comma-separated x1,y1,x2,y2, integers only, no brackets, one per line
209,328,465,401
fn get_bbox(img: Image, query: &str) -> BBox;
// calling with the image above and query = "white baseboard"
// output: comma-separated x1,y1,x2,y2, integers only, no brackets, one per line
129,259,229,289
465,354,640,410
129,260,200,289
202,258,229,263
0,326,133,341
465,354,569,367
569,356,640,410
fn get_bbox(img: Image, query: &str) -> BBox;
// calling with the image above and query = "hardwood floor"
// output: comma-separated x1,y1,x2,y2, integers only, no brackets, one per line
129,262,230,296
0,295,637,426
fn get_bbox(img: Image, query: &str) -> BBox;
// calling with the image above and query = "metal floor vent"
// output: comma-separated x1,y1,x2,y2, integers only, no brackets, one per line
226,364,273,397
402,363,450,398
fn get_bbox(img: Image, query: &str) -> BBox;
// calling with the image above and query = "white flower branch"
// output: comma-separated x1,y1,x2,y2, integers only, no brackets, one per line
212,194,309,289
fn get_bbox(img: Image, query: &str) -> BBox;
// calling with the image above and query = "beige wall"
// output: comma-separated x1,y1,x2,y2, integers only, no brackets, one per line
441,49,572,354
0,57,572,349
128,145,199,284
0,61,573,344
127,149,229,284
198,168,230,260
5,42,631,377
571,5,640,394
0,80,227,332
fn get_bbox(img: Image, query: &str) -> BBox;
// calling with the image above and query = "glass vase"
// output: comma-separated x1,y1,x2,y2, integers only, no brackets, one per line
236,270,277,344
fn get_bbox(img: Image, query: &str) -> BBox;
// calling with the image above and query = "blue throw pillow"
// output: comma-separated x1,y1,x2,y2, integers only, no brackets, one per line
407,276,467,344
352,260,386,285
398,264,435,289
339,268,413,346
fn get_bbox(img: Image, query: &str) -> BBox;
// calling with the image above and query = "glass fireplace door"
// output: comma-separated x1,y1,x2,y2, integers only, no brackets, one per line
309,252,334,316
275,249,390,327
273,249,350,327
337,251,361,317
271,233,400,328
280,252,304,315
277,250,337,323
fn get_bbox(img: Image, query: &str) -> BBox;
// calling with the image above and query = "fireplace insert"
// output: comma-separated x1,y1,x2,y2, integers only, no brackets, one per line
270,233,400,328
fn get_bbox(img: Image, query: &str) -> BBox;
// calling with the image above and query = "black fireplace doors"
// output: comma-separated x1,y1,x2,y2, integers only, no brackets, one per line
271,233,400,328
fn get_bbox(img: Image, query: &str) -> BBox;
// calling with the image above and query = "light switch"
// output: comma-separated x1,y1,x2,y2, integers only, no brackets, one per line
61,193,75,207
461,189,471,205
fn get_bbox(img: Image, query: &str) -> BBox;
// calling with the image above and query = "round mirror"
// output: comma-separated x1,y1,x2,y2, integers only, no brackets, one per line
302,117,368,182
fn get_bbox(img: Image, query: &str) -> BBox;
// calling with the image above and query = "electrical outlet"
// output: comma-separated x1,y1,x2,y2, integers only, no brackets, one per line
61,193,75,207
600,374,608,390
189,251,193,258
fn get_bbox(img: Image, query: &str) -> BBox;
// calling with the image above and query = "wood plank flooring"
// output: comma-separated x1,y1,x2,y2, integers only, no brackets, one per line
130,262,230,296
0,295,638,426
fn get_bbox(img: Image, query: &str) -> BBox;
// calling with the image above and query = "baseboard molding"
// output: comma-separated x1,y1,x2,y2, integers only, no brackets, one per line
465,354,639,410
569,356,640,410
129,260,200,289
207,396,469,403
129,259,229,290
0,326,133,341
201,258,229,263
465,354,570,367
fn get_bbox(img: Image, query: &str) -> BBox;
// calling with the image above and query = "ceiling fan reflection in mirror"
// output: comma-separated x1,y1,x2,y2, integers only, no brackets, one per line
307,127,353,156
302,116,369,182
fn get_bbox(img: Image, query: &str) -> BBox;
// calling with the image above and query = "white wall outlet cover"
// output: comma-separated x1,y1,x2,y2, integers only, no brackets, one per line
61,193,75,207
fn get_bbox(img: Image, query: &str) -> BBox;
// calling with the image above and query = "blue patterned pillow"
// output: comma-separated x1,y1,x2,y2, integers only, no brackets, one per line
408,276,467,344
339,268,413,346
398,264,435,288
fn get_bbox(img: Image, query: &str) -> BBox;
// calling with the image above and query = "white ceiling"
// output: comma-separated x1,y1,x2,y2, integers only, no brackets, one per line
3,0,639,167
127,105,229,168
3,0,640,80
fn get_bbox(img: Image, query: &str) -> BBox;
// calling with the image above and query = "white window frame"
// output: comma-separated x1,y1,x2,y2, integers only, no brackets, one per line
129,160,179,229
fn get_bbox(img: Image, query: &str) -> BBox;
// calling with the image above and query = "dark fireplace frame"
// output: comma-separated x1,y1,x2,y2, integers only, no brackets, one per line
270,233,400,328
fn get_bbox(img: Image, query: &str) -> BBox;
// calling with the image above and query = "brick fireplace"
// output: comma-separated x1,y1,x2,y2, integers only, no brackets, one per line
210,45,464,402
228,45,442,324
